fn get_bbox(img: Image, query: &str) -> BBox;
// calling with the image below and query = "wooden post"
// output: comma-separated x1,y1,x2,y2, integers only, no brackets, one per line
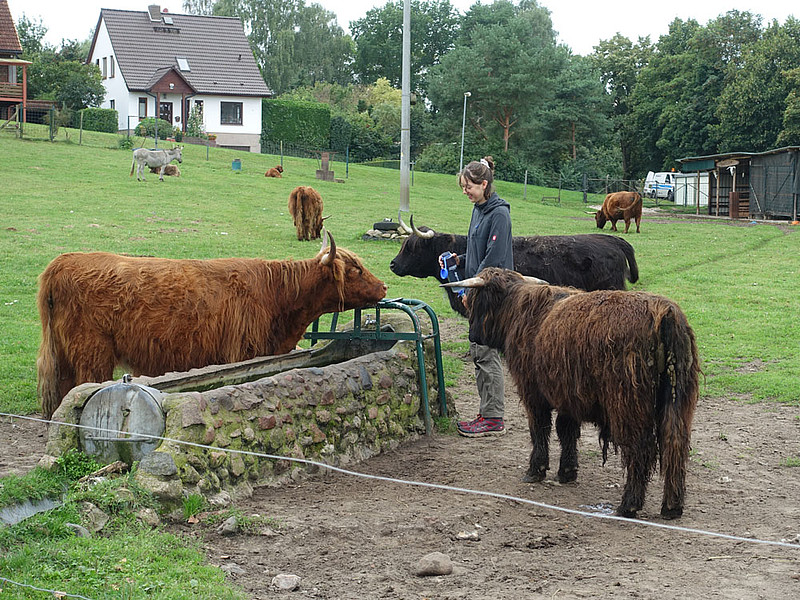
695,170,700,215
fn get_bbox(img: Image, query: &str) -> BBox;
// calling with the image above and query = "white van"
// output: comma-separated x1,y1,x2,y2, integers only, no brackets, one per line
643,171,675,200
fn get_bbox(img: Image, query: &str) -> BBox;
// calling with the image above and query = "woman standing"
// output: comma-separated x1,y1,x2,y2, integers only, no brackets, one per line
442,156,514,436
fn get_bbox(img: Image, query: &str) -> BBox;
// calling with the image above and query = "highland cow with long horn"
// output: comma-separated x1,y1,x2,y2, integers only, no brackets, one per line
446,268,700,519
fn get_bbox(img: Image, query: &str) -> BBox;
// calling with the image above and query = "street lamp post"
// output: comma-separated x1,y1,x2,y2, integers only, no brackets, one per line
459,91,471,173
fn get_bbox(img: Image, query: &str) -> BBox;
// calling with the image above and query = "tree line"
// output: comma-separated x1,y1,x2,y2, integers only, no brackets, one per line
17,1,800,184
188,0,800,182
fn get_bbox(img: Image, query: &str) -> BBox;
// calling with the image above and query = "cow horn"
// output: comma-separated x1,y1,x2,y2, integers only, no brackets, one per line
397,212,413,235
410,215,434,238
322,215,332,221
320,229,337,265
441,276,485,288
521,276,549,285
320,227,329,253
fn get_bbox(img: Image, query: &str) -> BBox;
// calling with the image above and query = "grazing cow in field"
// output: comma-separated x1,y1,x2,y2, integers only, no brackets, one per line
447,268,700,519
130,147,183,181
595,191,643,233
265,165,284,178
288,186,324,241
389,217,639,317
149,164,180,177
36,231,387,419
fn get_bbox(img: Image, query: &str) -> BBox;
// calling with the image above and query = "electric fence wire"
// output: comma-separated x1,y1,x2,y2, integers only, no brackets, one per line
3,412,800,552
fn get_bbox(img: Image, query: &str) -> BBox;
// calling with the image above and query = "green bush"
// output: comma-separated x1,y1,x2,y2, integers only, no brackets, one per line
76,108,119,133
345,112,394,162
262,99,330,147
329,115,352,152
134,117,178,140
414,142,459,175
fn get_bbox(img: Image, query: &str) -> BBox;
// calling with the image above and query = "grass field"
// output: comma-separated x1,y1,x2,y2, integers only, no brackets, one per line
1,126,799,419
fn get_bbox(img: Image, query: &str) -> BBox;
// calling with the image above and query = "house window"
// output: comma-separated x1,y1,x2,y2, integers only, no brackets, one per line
110,57,115,78
102,57,107,79
138,97,147,119
194,100,203,115
220,101,243,125
110,99,115,110
176,57,190,72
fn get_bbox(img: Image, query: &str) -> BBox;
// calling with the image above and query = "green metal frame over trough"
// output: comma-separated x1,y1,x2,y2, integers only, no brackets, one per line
304,298,447,433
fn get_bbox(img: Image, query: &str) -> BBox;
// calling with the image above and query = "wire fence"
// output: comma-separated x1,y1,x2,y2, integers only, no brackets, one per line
0,111,707,210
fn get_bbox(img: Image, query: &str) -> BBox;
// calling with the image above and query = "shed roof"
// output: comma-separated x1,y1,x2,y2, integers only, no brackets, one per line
0,0,22,56
90,8,271,98
677,146,800,168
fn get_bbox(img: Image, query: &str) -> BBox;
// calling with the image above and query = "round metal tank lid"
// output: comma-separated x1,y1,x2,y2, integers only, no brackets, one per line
79,381,165,465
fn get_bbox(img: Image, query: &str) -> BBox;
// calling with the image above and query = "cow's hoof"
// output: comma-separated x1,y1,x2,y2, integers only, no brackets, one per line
660,506,683,520
522,469,546,483
615,506,638,519
557,468,578,484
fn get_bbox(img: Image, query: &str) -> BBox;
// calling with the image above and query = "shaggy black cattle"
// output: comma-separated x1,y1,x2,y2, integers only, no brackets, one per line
447,268,700,519
389,218,639,317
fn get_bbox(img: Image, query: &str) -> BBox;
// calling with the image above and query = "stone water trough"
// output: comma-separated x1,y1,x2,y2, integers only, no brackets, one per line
40,310,452,508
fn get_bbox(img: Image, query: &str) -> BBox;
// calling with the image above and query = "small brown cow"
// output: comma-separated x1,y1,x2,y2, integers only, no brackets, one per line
36,232,387,419
595,191,642,233
149,164,181,177
265,165,284,178
288,186,324,241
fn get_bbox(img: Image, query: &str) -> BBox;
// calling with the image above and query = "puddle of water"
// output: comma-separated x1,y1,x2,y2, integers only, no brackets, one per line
0,496,63,526
579,502,614,515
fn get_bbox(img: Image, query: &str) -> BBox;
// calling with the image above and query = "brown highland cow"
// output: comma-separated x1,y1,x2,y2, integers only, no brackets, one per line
447,267,700,519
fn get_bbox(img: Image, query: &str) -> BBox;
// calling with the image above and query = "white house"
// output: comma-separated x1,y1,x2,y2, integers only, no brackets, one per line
87,4,271,152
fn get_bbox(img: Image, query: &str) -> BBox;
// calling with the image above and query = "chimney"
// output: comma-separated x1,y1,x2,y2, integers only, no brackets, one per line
148,5,161,21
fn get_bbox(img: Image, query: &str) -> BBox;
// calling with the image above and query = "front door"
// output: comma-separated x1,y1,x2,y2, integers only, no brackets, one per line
159,102,173,125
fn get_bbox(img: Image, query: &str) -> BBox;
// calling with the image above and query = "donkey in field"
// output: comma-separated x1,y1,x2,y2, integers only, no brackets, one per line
130,147,183,181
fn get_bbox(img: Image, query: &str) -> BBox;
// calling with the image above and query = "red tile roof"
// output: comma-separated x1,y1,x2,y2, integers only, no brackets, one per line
0,0,23,56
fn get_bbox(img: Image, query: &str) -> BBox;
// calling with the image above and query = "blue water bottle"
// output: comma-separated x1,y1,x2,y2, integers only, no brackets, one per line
439,252,464,296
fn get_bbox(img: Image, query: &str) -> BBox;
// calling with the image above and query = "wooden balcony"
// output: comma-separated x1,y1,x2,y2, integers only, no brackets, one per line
0,82,24,100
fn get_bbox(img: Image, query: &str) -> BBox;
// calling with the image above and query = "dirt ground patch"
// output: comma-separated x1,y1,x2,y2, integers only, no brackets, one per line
3,319,800,599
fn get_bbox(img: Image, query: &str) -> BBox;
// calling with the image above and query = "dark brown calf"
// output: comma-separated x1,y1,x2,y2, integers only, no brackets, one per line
449,267,700,519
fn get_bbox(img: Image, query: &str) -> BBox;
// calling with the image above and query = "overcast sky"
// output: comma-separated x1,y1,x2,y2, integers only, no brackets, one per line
6,0,797,56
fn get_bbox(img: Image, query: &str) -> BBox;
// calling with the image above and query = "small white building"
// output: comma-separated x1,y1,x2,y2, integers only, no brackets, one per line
87,4,271,152
673,172,709,207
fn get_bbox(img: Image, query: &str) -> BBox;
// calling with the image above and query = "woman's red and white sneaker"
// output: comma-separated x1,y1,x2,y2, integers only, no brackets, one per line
457,416,505,437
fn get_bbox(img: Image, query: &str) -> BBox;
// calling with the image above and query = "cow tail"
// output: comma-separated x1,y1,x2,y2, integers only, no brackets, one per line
622,241,639,284
36,278,60,420
655,304,700,517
